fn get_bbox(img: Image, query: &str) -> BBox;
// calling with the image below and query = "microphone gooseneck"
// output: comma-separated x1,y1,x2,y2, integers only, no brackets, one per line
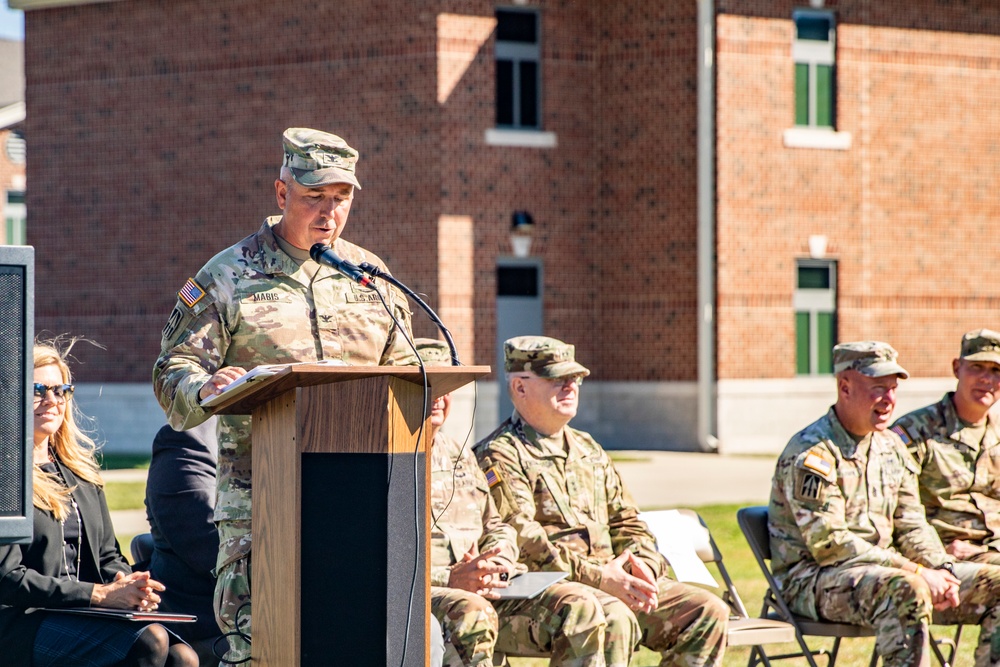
359,262,461,366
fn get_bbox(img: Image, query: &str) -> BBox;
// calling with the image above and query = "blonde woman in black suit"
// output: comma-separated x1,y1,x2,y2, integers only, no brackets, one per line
0,340,198,667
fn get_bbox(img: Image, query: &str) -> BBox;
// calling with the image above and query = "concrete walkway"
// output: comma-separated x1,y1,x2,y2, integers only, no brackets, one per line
106,451,778,544
611,451,775,509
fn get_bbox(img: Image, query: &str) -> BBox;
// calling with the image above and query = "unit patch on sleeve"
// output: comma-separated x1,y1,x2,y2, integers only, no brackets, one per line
161,305,184,341
178,278,206,308
798,473,823,500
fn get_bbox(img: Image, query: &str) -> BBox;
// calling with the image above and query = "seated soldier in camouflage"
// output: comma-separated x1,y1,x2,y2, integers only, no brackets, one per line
417,339,612,667
476,336,728,667
892,329,1000,564
770,341,1000,667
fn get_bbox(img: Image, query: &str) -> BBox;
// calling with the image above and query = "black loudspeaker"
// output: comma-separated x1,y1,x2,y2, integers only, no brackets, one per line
0,245,33,545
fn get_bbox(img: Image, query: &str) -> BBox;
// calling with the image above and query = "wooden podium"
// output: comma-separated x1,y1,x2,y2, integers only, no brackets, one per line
211,364,489,667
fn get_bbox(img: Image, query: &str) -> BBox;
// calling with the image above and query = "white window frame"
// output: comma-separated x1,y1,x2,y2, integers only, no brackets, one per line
494,8,541,131
4,190,26,245
783,9,852,150
793,259,837,376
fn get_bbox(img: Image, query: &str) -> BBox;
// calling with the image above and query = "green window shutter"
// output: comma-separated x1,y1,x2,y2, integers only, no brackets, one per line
816,312,835,374
796,312,811,375
795,63,810,126
816,65,833,127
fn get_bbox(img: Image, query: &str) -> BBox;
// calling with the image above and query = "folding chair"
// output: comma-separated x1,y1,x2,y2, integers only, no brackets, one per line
667,509,796,659
737,506,962,667
129,532,154,568
737,506,878,667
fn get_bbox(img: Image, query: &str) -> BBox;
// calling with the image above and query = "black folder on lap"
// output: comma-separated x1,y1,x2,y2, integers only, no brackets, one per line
34,607,197,623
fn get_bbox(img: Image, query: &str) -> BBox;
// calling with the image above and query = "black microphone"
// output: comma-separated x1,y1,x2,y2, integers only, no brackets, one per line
309,243,373,287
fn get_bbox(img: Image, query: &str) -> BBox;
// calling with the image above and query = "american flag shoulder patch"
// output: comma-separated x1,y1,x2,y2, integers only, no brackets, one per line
484,466,501,488
802,452,833,477
178,278,206,308
890,425,912,446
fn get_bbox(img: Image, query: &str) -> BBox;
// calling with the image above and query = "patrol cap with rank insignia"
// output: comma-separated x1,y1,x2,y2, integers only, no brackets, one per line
504,335,590,379
960,328,1000,365
282,128,362,190
832,341,909,379
415,338,451,367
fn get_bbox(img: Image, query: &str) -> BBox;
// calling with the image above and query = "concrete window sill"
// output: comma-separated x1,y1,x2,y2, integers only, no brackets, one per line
485,129,558,148
783,127,852,150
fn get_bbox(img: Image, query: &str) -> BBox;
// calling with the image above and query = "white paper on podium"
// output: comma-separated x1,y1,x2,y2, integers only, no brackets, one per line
200,359,348,407
640,510,719,588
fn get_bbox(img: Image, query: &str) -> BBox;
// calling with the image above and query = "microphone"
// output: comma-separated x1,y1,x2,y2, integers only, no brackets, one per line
309,243,373,287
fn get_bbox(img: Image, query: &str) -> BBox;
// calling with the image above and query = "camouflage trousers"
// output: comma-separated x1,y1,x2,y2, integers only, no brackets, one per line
214,519,252,663
596,576,728,667
432,581,608,667
816,561,1000,667
494,581,608,666
968,550,1000,567
432,586,499,667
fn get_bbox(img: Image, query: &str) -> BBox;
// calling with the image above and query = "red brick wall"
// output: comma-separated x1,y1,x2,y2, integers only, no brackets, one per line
25,0,443,381
25,0,996,388
23,0,702,383
436,2,700,381
594,4,700,381
715,0,1000,379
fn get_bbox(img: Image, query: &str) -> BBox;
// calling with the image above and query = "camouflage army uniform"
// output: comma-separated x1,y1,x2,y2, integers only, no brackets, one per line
431,430,609,667
893,393,1000,565
770,407,1000,666
153,217,415,659
476,414,728,667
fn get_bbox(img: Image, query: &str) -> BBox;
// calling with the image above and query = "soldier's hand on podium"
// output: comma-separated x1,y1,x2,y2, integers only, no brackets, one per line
448,545,511,599
199,366,248,400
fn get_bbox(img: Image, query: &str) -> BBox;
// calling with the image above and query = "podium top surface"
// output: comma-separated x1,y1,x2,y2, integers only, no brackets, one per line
208,364,490,415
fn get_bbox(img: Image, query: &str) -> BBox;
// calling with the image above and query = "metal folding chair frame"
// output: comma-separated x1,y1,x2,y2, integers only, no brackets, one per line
737,505,961,667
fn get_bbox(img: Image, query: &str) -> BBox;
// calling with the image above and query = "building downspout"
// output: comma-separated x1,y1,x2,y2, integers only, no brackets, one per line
696,0,718,453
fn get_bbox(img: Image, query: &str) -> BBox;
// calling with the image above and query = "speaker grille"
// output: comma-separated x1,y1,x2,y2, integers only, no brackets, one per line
0,266,26,517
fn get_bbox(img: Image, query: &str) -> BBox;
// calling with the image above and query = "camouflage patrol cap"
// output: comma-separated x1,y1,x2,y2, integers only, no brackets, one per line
282,128,362,190
832,341,909,379
415,338,451,367
504,336,590,378
960,328,1000,364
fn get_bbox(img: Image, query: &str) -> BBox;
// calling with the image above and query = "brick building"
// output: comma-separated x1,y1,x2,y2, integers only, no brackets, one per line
0,37,25,246
11,0,1000,453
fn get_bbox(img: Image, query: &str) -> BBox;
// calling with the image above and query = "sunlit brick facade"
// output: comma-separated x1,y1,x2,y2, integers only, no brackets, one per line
13,0,1000,452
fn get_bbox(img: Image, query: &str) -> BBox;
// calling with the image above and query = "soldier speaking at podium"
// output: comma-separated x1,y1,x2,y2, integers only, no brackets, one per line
153,127,416,661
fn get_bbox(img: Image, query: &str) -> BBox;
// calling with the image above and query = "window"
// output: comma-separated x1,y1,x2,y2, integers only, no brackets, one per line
794,260,836,375
495,9,540,130
4,190,26,245
792,10,835,129
5,131,26,165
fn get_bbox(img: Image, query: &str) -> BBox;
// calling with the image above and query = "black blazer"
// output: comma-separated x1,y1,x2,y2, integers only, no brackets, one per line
145,420,221,642
0,459,131,665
